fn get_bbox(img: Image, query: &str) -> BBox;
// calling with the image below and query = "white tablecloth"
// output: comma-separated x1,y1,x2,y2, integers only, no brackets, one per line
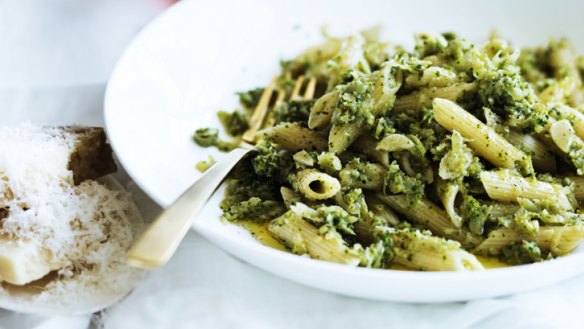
2,1,584,328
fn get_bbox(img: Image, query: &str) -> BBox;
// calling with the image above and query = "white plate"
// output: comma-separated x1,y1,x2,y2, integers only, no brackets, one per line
105,0,584,302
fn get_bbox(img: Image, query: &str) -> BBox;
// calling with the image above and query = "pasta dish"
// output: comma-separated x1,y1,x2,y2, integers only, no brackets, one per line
194,29,584,271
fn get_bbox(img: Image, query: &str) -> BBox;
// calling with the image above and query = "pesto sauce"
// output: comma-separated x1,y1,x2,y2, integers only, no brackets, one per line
237,220,288,252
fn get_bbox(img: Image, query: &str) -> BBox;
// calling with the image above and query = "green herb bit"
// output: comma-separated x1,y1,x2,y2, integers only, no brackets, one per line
222,197,286,222
195,155,216,173
500,240,544,265
237,87,264,110
218,110,249,136
193,128,219,147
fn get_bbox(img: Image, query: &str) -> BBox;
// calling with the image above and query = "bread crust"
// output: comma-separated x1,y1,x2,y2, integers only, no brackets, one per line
63,127,117,184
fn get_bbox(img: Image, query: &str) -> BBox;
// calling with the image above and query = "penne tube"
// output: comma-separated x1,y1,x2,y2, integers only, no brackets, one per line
376,134,415,152
291,169,341,200
352,136,389,166
394,82,476,112
339,161,386,190
366,194,400,226
437,180,463,228
387,228,484,271
433,98,533,174
268,211,360,265
308,90,340,129
261,123,328,152
567,176,584,200
280,187,302,208
375,194,479,248
489,202,521,218
474,225,584,256
548,39,583,107
328,124,365,154
480,170,573,211
506,130,556,173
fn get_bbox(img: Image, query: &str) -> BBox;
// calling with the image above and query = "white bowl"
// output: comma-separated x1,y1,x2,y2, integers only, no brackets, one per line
104,0,584,302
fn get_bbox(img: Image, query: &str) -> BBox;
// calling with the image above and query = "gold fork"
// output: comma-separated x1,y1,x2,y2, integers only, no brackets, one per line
126,75,317,268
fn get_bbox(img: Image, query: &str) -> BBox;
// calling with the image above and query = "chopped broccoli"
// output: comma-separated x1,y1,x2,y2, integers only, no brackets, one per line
222,197,286,222
251,141,293,182
237,87,264,109
217,110,249,136
439,130,480,180
193,128,219,147
500,240,543,265
274,100,314,125
459,194,491,235
383,161,425,199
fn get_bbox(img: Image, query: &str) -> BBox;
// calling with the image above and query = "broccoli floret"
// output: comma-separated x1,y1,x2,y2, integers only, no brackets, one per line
459,194,491,235
217,110,249,136
500,240,543,265
414,33,448,58
193,127,239,151
317,152,342,175
339,159,384,189
222,197,286,222
438,130,481,180
473,51,551,133
316,205,359,236
358,229,394,268
220,160,281,210
333,71,376,127
340,188,368,216
372,117,396,140
273,100,314,125
383,161,425,199
193,128,219,147
251,141,293,182
237,88,264,109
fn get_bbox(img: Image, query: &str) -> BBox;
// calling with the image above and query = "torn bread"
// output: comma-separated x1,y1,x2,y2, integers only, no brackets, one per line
0,123,144,315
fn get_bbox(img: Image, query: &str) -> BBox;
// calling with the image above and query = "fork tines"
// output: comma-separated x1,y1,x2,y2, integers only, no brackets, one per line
242,75,317,143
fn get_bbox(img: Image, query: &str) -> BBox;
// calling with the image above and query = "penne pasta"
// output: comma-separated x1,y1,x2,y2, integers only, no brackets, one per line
386,228,484,271
558,104,584,141
480,170,574,211
352,136,389,166
474,225,584,256
567,176,584,200
375,194,479,248
366,194,401,226
394,82,477,112
506,130,557,173
308,90,340,129
291,169,341,200
328,124,365,154
339,161,386,190
268,211,361,265
376,134,415,152
548,39,584,107
197,30,584,271
433,98,533,174
280,187,302,208
261,123,328,151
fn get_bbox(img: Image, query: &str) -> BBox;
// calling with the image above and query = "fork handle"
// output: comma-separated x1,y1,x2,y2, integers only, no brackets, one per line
126,148,252,268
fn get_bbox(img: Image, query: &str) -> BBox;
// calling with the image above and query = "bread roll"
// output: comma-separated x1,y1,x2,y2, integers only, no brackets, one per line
0,123,144,315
